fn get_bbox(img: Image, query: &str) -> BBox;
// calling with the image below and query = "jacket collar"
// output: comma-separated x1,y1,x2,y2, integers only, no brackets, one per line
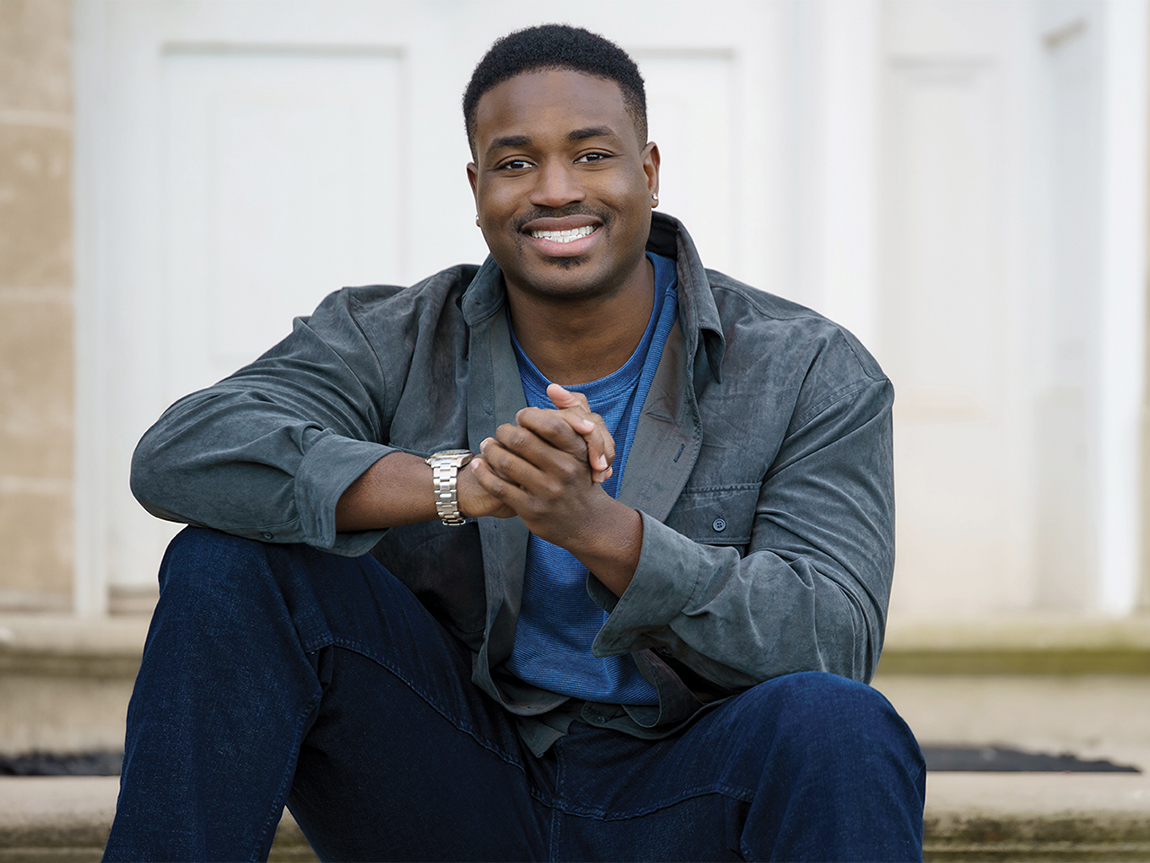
459,212,727,383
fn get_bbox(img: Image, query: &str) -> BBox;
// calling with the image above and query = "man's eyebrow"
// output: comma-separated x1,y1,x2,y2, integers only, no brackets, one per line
484,127,619,158
568,126,616,141
485,134,532,158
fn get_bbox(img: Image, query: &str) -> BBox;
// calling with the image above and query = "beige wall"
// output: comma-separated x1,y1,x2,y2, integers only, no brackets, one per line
0,0,74,611
1145,1,1150,613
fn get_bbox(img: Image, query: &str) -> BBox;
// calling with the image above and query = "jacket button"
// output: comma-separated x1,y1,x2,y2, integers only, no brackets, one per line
712,518,726,532
261,532,274,540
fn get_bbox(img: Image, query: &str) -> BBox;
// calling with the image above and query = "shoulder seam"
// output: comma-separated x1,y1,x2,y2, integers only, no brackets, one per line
794,375,889,431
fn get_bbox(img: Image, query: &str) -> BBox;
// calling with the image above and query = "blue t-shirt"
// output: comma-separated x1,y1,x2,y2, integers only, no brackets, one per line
505,253,679,705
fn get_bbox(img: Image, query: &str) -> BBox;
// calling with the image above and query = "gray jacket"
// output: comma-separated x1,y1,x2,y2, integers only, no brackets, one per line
132,213,895,749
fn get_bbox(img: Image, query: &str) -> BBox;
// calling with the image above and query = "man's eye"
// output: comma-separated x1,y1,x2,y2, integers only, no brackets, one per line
576,152,610,163
498,159,532,171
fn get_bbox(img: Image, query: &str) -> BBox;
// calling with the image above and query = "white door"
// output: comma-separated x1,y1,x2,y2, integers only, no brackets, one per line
874,0,1145,617
74,0,789,610
74,0,1145,618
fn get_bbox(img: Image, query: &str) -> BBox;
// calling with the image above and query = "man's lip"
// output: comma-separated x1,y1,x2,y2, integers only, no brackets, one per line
520,215,600,234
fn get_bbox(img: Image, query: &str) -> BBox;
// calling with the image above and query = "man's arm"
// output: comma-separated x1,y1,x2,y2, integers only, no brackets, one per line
474,363,893,689
334,451,514,530
589,374,895,687
131,287,417,556
335,383,616,532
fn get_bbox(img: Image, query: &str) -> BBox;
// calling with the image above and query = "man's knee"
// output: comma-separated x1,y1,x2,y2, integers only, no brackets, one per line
728,672,923,775
151,528,343,649
157,526,280,599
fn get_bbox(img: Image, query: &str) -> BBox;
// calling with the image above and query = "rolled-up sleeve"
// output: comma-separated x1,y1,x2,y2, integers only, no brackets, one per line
590,374,895,690
130,288,401,556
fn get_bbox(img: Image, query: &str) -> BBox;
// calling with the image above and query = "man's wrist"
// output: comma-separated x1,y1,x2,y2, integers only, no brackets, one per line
425,450,474,525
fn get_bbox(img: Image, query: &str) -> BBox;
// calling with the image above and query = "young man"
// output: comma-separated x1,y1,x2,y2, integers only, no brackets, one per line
106,24,925,863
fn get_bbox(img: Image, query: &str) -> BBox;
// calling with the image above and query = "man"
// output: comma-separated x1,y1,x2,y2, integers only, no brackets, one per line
105,24,925,863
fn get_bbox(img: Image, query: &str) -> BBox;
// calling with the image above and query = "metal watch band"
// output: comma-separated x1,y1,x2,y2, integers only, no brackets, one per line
425,449,474,525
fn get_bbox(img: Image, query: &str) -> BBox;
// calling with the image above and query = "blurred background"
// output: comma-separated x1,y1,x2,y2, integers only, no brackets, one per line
2,0,1148,624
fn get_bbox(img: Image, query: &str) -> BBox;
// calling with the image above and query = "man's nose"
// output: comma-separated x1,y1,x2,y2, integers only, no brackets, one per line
529,161,585,209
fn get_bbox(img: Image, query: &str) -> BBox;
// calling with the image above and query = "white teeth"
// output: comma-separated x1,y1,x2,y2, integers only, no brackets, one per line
530,225,595,243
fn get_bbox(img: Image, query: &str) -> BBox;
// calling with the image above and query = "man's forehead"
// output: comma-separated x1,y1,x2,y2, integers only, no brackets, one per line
473,68,634,141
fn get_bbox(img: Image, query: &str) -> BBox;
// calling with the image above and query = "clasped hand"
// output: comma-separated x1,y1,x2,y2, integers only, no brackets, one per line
461,383,617,546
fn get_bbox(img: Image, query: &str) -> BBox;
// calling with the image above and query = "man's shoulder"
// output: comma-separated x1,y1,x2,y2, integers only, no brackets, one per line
700,268,887,385
335,263,483,314
703,268,830,328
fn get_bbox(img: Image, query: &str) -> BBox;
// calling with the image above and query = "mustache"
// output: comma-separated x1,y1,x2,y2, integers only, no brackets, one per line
512,205,611,232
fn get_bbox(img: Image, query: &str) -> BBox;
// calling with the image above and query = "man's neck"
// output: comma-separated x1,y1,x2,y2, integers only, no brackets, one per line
506,259,656,386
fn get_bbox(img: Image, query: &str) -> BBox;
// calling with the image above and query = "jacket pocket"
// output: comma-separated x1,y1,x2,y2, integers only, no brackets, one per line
663,484,760,547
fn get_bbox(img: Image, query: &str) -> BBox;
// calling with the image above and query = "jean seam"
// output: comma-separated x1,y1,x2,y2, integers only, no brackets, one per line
248,686,323,862
328,636,536,784
553,780,756,820
549,741,566,862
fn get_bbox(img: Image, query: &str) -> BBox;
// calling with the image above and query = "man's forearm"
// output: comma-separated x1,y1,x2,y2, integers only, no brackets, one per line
335,451,515,532
334,452,439,531
563,497,643,598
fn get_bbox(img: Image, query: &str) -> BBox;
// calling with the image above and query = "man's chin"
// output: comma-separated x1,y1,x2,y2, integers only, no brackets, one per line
550,256,586,271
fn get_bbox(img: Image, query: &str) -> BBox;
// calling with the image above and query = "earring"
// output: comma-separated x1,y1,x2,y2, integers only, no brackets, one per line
475,214,480,226
652,193,659,206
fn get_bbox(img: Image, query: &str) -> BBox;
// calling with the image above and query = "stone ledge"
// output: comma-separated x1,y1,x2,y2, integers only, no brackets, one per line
3,773,1150,862
880,615,1150,675
923,772,1150,860
0,617,147,679
3,613,1150,678
0,777,316,863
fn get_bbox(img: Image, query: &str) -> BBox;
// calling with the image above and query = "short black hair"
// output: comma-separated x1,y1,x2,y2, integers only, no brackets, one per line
463,24,647,155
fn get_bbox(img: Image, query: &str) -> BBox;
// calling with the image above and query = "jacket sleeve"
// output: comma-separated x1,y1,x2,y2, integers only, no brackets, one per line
130,288,399,557
588,373,895,688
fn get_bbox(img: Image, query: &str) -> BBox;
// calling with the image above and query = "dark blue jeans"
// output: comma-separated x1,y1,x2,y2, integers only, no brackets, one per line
104,528,925,862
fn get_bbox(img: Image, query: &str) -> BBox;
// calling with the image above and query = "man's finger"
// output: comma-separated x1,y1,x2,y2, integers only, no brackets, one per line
510,408,614,483
545,384,615,479
547,383,590,411
503,414,584,461
484,427,582,495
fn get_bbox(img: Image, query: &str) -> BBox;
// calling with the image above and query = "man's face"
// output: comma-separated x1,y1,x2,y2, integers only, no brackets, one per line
467,69,660,304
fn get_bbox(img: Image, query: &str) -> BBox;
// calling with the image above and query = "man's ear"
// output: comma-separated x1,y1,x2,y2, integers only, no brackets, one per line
467,162,479,202
642,142,660,200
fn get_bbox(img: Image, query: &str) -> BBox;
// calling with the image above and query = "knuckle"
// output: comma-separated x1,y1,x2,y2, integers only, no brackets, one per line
556,462,580,484
498,425,527,447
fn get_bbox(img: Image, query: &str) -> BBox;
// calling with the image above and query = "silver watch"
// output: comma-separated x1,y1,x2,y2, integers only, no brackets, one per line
425,450,474,525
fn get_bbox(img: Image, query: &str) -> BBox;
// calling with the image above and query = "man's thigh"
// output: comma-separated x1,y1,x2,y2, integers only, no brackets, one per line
123,528,550,862
547,672,925,862
249,540,551,861
288,648,551,862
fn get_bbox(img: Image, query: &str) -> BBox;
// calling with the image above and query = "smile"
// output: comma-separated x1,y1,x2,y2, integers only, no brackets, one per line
529,226,597,243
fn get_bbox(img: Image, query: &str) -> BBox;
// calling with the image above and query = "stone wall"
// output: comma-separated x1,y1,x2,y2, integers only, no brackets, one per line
0,0,74,611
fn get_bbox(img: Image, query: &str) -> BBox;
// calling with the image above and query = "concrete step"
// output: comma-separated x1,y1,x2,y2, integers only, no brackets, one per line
1,771,1149,862
0,617,146,756
0,777,316,862
922,770,1150,861
2,613,1149,860
3,613,1148,757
